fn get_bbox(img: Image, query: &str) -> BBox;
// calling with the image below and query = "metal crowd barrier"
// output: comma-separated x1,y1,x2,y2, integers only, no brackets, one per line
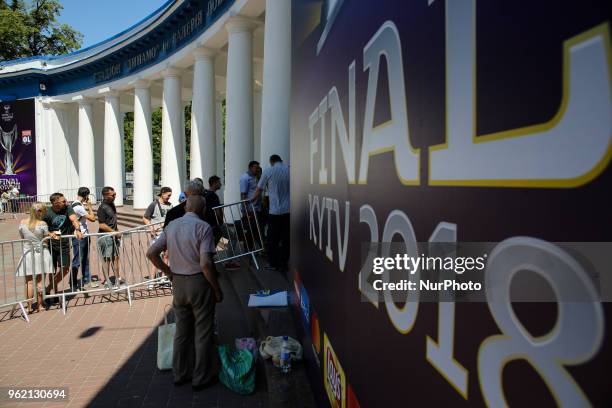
0,221,167,318
0,239,37,322
1,199,265,322
213,199,265,269
0,193,99,218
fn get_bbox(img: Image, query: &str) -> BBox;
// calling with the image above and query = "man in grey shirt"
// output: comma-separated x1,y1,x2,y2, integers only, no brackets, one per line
143,186,173,225
147,195,222,390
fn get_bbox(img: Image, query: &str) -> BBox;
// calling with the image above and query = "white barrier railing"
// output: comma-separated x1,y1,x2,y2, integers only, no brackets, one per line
0,238,38,322
213,199,264,269
1,198,265,322
0,221,167,318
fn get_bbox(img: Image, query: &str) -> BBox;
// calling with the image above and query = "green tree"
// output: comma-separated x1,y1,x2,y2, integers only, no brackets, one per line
0,0,82,62
124,104,194,185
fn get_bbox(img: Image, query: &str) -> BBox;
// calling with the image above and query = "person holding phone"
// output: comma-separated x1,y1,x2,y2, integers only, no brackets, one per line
42,193,83,300
71,187,97,290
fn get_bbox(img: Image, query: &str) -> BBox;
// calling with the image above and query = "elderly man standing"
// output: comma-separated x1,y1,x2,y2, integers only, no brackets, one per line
163,180,205,228
147,195,223,390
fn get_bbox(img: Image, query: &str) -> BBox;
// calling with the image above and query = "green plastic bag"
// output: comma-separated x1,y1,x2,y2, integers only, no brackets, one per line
218,344,256,395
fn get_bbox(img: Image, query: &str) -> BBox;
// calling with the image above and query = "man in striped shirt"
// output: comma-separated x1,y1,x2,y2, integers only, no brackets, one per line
252,154,290,272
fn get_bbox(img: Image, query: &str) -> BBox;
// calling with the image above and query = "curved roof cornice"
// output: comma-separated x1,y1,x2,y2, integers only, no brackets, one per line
0,0,178,76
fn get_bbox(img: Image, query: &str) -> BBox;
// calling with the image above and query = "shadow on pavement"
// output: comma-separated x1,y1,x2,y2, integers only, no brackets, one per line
85,273,268,408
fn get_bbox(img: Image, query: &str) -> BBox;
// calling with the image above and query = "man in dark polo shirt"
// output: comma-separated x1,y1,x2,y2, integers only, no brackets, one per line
203,176,222,244
147,195,222,390
97,186,122,287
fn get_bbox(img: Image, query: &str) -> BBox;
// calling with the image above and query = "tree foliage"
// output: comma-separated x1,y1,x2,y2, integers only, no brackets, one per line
123,104,193,185
0,0,83,62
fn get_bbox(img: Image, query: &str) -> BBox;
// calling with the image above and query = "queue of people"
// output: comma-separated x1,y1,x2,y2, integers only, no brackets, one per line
14,186,126,311
11,153,290,390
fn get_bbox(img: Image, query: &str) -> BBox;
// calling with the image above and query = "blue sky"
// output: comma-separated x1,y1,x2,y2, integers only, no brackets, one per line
57,0,168,48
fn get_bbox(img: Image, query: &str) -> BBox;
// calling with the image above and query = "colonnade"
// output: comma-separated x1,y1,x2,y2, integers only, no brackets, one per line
75,1,290,207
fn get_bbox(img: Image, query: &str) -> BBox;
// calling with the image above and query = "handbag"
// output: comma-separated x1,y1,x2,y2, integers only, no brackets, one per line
157,305,175,370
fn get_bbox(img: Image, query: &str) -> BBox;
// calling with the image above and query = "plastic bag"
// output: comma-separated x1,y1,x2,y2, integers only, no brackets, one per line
157,306,175,370
235,337,258,359
259,336,303,362
218,345,256,395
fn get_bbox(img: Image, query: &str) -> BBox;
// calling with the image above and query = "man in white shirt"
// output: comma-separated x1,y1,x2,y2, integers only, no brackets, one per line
71,187,97,290
251,154,290,272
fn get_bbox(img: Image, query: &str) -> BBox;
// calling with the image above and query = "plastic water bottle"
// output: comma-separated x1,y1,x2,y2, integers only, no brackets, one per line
280,336,291,374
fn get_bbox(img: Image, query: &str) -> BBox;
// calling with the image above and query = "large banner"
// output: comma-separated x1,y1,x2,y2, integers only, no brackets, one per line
291,1,611,407
0,99,36,196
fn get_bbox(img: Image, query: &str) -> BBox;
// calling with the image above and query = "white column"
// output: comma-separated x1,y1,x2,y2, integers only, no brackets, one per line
260,0,291,164
103,92,124,206
253,87,262,163
215,95,225,201
225,17,256,204
77,99,96,194
191,48,217,183
133,81,153,209
182,100,188,178
161,68,185,205
120,112,126,189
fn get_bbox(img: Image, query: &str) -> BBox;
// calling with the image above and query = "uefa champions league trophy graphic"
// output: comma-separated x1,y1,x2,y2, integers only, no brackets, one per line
0,124,17,175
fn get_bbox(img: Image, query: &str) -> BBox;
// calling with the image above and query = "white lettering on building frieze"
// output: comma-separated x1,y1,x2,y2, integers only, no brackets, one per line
94,8,205,82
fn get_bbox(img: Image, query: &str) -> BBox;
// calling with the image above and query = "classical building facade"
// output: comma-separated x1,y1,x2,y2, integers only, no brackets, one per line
0,0,290,207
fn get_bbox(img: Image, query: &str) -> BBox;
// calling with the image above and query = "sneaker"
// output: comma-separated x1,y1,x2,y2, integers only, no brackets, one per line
90,281,99,288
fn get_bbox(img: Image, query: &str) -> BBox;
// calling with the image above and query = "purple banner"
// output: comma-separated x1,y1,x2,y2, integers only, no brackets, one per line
0,99,36,196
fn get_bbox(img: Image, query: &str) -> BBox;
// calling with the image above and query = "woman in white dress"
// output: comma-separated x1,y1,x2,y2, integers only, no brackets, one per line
16,202,53,313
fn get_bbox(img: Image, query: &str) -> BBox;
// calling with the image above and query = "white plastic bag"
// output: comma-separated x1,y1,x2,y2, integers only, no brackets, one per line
259,336,303,362
157,306,175,371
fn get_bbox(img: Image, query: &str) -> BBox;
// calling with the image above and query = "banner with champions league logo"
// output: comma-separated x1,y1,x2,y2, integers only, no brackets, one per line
0,99,36,196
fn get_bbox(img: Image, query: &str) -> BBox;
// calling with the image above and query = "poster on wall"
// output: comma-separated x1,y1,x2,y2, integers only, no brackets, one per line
291,0,611,407
0,98,36,196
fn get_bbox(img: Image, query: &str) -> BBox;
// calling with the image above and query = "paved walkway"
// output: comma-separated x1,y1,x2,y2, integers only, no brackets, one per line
0,217,269,408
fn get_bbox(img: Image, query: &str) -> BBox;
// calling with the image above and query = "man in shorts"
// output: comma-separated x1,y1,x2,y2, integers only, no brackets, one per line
97,186,122,288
